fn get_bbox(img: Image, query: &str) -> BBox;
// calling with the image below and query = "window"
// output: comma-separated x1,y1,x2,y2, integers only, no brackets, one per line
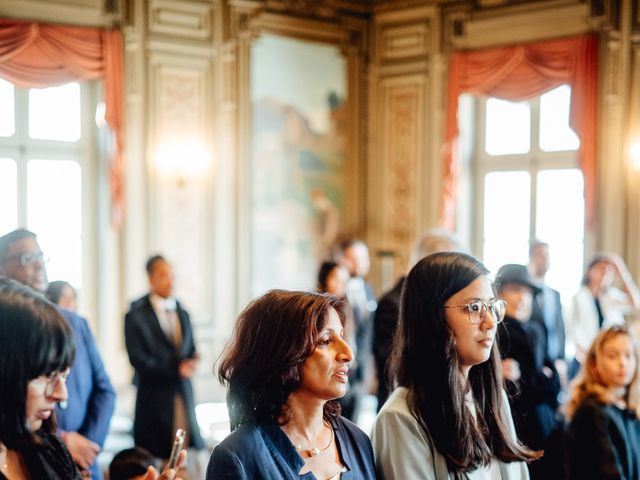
0,78,93,288
467,85,584,303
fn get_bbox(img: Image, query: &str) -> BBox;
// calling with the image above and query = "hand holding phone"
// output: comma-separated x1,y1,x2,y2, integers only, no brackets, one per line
167,428,186,470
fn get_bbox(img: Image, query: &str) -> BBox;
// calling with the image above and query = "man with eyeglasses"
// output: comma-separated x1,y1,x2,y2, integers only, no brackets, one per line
495,263,562,479
0,229,115,479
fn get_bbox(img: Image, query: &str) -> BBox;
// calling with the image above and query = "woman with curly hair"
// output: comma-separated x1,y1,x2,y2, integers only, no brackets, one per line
372,252,540,479
565,325,640,480
206,289,375,479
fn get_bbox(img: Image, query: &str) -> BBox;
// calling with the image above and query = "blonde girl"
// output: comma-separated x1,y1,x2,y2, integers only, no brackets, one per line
565,325,640,480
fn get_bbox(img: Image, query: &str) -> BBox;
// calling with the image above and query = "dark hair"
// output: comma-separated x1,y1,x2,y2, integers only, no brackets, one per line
45,280,74,305
145,255,166,275
0,277,75,449
0,229,37,264
317,261,340,293
109,446,156,480
218,289,347,430
581,253,610,286
390,252,539,472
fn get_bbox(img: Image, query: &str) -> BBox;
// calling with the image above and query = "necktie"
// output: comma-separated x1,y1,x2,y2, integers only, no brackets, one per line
165,308,182,348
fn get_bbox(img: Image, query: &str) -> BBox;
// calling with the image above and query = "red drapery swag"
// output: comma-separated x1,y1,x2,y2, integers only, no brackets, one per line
0,19,124,224
441,34,598,231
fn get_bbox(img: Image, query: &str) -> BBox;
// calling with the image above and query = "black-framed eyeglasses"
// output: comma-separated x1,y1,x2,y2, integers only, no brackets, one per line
4,251,49,267
41,368,71,396
443,299,506,325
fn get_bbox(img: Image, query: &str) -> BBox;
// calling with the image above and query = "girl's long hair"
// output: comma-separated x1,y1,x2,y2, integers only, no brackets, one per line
390,252,540,472
565,325,640,420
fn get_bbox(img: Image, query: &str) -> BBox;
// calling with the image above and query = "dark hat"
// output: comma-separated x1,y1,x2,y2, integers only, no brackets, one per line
495,264,542,293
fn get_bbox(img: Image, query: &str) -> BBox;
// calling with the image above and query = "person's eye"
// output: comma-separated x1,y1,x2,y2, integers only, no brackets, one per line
468,302,482,313
318,337,331,346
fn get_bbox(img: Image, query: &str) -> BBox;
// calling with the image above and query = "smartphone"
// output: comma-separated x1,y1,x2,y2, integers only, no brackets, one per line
167,428,186,470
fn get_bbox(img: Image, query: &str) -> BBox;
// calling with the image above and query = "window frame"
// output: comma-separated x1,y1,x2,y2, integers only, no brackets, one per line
472,91,582,260
0,79,100,315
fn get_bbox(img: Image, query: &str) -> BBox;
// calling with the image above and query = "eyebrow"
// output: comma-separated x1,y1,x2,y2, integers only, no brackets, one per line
460,296,496,303
320,327,344,336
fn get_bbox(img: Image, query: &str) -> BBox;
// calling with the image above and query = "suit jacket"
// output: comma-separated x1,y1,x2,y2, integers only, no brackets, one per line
530,284,565,362
206,416,376,480
124,295,204,457
55,308,115,480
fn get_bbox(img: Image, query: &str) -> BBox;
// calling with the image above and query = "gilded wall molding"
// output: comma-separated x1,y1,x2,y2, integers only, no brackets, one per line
148,0,214,40
0,0,122,27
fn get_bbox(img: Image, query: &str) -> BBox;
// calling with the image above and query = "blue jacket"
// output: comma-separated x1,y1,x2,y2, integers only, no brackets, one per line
55,308,116,480
206,416,376,479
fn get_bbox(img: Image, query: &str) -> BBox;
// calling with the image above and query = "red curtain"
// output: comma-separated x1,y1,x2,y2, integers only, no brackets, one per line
441,34,598,230
0,19,124,224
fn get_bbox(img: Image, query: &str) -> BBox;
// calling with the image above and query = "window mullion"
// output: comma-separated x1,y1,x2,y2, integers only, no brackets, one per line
15,87,28,226
530,97,541,241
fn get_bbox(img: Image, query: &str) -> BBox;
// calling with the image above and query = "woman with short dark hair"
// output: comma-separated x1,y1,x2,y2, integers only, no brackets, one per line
372,252,540,479
0,278,184,480
206,289,376,479
0,277,78,479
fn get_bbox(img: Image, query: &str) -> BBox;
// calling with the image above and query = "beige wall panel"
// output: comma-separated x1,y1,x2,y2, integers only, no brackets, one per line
148,0,214,41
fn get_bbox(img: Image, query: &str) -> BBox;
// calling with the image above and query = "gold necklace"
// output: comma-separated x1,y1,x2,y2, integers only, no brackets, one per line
294,422,334,457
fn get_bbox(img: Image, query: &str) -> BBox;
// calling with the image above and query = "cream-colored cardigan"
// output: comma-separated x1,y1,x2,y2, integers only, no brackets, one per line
372,387,530,480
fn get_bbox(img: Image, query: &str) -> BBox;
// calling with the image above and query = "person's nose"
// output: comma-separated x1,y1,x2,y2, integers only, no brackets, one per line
336,336,354,363
480,308,497,331
49,376,69,403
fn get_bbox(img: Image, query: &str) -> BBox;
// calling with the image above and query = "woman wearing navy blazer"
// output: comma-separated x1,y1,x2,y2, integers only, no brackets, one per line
206,290,376,480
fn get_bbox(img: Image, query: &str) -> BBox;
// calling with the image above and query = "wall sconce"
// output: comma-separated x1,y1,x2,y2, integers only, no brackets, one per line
631,141,640,171
155,141,210,186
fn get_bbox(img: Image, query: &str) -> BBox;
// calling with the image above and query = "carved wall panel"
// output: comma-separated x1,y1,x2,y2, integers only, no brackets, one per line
378,78,424,280
452,2,591,49
379,22,430,61
147,56,214,346
0,0,121,27
148,0,214,40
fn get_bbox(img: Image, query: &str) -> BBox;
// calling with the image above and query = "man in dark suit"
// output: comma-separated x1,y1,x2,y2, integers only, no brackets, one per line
124,255,203,466
0,229,115,479
528,240,566,377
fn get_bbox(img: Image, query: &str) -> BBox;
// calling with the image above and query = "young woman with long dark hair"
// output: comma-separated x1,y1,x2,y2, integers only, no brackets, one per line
372,252,540,479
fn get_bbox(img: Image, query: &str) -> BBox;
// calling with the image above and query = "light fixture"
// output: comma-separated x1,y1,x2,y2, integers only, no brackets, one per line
155,141,210,185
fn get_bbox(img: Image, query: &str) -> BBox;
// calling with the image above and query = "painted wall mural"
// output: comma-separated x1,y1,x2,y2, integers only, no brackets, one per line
250,34,346,296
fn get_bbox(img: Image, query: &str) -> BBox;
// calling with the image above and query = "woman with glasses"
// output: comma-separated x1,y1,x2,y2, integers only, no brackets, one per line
206,290,376,479
372,252,539,479
0,278,185,480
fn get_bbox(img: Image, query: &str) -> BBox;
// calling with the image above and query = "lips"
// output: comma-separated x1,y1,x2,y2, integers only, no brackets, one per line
478,337,494,347
37,409,52,420
333,367,349,383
